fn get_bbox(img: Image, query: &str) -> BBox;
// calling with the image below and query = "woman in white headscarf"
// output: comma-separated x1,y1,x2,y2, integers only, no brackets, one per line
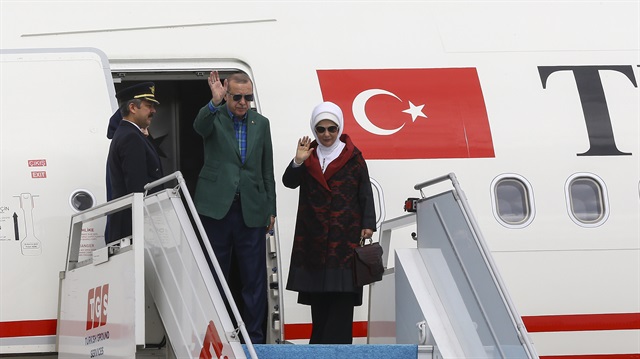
283,101,376,344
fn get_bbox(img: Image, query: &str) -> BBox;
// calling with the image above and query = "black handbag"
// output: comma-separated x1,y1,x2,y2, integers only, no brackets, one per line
353,237,384,287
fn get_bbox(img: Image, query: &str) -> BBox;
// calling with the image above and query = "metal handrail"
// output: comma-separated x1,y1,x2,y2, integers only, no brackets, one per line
145,171,258,359
414,173,539,359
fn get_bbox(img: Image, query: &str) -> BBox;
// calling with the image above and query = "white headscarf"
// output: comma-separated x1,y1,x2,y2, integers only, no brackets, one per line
310,101,346,172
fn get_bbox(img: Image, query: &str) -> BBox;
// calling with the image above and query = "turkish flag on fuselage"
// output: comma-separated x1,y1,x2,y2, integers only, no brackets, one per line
317,68,495,159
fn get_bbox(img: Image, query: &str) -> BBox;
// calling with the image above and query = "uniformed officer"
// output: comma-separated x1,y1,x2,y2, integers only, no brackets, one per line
106,82,163,243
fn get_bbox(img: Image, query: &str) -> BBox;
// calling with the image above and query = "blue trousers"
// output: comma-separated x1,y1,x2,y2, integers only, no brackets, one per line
200,201,267,344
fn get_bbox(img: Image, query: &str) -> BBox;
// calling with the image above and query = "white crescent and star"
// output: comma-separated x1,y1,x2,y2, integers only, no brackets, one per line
352,88,428,136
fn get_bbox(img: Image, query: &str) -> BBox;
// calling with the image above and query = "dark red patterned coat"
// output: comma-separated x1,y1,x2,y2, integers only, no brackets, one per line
283,134,376,306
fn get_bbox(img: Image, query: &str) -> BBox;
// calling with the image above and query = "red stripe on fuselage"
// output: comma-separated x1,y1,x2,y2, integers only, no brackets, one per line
2,313,639,359
0,319,57,337
522,312,640,332
282,312,640,340
540,355,640,359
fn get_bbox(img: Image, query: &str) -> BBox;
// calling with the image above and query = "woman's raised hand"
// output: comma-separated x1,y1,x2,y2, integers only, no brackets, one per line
294,136,313,165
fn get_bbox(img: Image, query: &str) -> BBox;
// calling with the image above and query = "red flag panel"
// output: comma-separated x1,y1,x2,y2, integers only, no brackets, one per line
317,68,495,159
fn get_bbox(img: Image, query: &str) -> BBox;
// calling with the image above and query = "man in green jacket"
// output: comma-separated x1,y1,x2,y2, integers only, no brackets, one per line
193,71,276,344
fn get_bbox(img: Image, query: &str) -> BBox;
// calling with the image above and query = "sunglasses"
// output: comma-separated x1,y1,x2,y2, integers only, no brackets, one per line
227,92,254,102
315,125,338,134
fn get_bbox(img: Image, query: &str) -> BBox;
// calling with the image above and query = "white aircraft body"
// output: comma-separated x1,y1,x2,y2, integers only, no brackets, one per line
0,1,638,358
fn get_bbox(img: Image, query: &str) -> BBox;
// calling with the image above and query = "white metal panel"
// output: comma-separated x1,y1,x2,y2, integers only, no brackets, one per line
58,249,137,358
395,249,467,358
0,48,115,355
367,269,396,344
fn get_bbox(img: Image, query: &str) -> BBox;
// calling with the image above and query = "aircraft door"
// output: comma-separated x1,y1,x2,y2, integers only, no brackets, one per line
113,68,284,344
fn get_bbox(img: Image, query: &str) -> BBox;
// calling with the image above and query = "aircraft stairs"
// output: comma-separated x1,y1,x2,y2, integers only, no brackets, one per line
368,173,539,358
56,171,538,358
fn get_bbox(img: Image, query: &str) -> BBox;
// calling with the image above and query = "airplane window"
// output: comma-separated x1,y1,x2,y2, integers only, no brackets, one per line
491,175,535,228
568,177,605,224
496,180,528,223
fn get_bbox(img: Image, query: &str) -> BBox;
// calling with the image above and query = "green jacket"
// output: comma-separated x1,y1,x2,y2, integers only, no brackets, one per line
193,102,276,227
